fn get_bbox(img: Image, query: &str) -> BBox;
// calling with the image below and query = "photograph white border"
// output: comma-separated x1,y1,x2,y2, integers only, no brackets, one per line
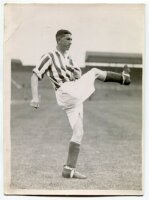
1,0,149,199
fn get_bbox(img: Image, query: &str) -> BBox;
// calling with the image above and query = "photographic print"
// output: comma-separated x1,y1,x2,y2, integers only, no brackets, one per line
4,3,144,196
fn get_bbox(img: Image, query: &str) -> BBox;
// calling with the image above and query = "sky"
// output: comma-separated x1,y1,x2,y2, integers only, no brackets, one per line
4,4,144,66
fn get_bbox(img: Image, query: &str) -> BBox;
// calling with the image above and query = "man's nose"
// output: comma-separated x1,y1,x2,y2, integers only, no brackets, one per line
68,39,72,44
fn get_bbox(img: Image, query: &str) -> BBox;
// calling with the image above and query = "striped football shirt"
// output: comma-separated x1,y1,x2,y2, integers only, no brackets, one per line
33,50,82,90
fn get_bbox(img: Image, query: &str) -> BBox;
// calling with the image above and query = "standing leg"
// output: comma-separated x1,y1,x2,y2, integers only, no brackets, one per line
62,106,87,179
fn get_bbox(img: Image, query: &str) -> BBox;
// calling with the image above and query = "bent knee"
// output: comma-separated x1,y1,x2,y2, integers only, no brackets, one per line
91,68,107,80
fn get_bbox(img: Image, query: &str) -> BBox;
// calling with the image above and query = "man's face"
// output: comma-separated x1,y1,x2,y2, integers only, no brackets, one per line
59,34,72,51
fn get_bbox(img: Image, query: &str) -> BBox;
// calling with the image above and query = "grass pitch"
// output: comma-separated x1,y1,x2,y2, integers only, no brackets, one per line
10,80,142,192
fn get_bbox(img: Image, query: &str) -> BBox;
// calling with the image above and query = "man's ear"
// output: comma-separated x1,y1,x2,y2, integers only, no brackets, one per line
57,36,61,44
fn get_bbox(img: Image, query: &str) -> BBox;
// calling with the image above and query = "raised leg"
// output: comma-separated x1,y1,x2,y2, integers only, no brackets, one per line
92,65,131,85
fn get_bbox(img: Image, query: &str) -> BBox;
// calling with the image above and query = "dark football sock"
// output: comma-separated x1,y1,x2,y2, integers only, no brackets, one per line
104,71,123,84
66,141,80,168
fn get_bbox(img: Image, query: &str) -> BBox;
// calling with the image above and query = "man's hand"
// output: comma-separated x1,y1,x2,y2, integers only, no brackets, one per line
30,99,40,109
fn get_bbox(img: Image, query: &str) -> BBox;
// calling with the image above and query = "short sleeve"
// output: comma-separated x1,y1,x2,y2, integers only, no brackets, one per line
33,54,52,80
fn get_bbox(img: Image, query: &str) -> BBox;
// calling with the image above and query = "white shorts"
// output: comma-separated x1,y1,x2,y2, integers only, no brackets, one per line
55,69,105,129
56,70,96,109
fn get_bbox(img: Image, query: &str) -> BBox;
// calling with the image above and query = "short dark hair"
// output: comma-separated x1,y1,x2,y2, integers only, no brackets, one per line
56,29,72,42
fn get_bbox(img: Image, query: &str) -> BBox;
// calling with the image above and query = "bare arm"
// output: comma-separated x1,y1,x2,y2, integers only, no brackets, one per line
30,73,40,108
30,54,52,108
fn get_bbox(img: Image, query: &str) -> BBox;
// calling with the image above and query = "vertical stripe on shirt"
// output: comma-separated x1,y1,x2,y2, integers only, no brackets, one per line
38,56,50,71
49,70,61,89
55,51,72,80
49,52,67,83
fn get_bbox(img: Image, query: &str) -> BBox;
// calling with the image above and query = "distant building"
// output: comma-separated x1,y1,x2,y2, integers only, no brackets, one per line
85,51,142,68
11,59,35,71
85,51,143,84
